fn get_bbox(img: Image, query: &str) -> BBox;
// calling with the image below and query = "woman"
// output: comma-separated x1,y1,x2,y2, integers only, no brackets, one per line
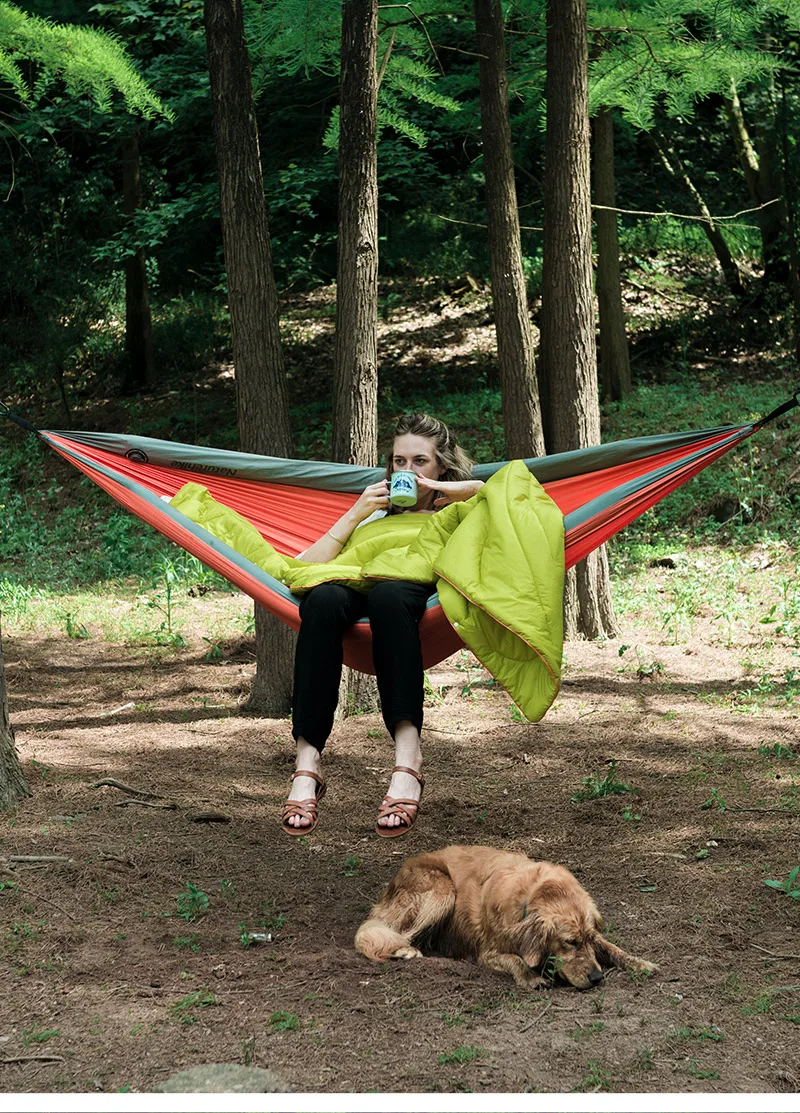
282,413,483,838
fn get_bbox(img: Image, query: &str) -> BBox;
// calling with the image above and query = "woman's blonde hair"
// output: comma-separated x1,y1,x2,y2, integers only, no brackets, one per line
385,412,474,483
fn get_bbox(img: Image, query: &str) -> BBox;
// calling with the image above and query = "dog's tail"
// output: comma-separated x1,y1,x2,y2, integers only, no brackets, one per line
354,917,410,962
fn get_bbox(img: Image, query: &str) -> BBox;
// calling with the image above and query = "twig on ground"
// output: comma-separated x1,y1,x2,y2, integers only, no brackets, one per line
750,943,800,961
1,1054,64,1064
8,855,73,864
15,887,76,922
112,800,177,810
90,777,163,799
520,1001,552,1031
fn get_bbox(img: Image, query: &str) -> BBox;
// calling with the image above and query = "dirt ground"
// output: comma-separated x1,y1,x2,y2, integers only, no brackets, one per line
1,580,799,1099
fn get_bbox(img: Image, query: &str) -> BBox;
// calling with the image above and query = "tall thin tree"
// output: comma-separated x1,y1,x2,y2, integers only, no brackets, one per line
204,0,295,715
539,0,616,639
332,0,379,467
474,0,544,458
331,0,381,715
121,132,156,392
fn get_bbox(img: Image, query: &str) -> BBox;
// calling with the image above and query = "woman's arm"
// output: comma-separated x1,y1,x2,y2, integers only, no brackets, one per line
296,479,390,562
416,475,485,508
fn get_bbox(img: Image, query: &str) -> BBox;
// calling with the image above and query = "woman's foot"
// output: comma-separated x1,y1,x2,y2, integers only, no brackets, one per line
281,770,326,835
282,740,325,835
376,765,425,837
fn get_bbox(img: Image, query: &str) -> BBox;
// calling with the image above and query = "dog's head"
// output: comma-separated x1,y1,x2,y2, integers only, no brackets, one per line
513,871,606,989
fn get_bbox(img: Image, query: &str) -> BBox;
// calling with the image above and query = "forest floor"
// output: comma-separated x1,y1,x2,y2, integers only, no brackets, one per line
2,563,799,1097
2,271,800,1100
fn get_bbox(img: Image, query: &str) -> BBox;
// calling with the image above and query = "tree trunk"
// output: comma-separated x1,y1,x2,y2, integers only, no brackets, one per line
0,617,30,811
474,0,544,459
593,108,631,403
725,78,787,282
651,133,744,296
204,0,296,717
332,0,380,716
121,133,155,393
539,0,616,639
332,0,379,466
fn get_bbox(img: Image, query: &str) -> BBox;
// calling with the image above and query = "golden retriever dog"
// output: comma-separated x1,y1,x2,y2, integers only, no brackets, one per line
355,845,657,989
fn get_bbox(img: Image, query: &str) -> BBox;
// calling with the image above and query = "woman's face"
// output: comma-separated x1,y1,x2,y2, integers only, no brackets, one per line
391,433,444,509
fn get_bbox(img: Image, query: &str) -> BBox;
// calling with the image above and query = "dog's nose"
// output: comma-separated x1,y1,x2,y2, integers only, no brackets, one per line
588,968,604,985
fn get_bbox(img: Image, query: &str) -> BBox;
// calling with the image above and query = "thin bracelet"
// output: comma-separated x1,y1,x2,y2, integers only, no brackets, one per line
327,530,346,546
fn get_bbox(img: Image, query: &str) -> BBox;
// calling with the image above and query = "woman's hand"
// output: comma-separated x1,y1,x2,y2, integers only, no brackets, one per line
297,479,389,562
349,478,390,524
416,475,484,509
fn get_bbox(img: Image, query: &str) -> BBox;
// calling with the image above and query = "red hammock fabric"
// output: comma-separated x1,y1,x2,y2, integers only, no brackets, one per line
34,415,770,674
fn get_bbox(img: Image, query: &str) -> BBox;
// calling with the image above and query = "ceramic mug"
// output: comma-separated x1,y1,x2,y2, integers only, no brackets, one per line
389,470,418,508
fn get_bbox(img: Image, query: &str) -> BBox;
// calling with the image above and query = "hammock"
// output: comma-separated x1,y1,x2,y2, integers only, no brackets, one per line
2,393,797,675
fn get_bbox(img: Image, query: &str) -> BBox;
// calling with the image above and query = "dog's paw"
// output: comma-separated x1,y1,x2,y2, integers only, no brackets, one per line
629,958,658,974
390,946,423,960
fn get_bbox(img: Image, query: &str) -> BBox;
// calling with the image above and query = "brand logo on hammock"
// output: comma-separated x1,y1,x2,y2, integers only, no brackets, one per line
170,460,238,477
126,449,149,464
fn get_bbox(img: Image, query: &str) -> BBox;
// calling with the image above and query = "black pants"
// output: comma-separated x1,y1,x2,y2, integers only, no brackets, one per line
291,580,432,753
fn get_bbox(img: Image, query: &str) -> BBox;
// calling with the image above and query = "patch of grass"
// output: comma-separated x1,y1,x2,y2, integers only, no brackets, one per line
439,1010,467,1027
621,804,642,823
671,1025,724,1042
341,856,365,877
173,934,200,953
21,1026,59,1046
686,1058,721,1080
258,899,288,933
437,1045,485,1065
741,993,773,1016
759,742,797,760
571,1058,613,1092
569,1021,606,1041
571,760,638,803
270,1010,300,1032
635,1046,656,1072
170,989,220,1025
700,787,729,813
718,972,744,1004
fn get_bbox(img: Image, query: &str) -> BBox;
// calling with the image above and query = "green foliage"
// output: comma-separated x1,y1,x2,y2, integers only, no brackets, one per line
174,883,210,922
588,0,785,129
170,989,219,1025
763,865,800,900
571,761,639,803
437,1045,485,1065
0,0,170,117
270,1009,300,1031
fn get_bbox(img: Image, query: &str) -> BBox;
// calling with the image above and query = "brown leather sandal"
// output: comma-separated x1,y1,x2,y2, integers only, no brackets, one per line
375,765,425,839
281,770,327,837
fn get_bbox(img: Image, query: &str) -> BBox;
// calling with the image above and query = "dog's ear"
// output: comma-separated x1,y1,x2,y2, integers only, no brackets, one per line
512,910,548,968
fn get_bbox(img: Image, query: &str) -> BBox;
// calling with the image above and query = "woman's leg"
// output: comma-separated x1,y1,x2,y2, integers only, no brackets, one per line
285,583,366,829
367,580,432,830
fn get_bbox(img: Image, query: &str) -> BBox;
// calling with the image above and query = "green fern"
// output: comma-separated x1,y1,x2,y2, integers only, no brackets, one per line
0,0,171,118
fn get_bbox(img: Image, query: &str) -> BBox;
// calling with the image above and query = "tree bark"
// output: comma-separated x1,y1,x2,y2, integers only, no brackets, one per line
204,0,296,716
539,0,616,639
332,0,379,466
0,617,30,811
724,79,786,283
121,133,155,393
593,108,631,403
474,0,544,459
651,133,744,296
332,0,380,716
